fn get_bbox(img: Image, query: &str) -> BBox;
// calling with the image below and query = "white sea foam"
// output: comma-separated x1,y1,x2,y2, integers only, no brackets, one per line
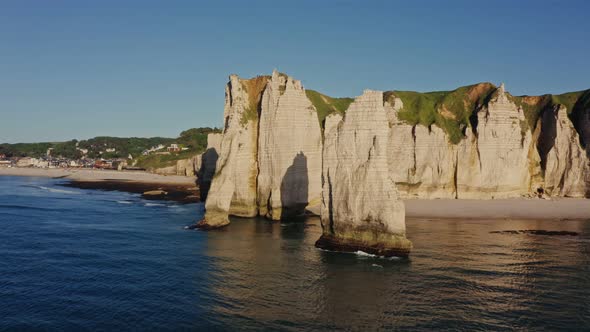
38,186,80,195
354,250,376,257
117,200,133,205
355,250,402,260
144,203,165,207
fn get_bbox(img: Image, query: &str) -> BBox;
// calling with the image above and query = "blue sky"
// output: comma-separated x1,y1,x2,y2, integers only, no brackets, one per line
1,0,589,143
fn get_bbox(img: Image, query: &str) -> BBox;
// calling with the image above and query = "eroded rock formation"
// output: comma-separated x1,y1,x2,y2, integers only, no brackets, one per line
257,71,322,220
198,71,323,229
196,133,222,201
317,90,412,257
199,71,589,234
539,105,590,196
385,83,589,199
455,84,541,198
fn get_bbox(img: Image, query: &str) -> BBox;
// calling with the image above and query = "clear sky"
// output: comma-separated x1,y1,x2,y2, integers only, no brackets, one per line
1,0,589,143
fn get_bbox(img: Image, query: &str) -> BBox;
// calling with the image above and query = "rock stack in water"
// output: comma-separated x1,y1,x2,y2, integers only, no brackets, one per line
196,69,590,256
316,90,412,257
197,70,322,229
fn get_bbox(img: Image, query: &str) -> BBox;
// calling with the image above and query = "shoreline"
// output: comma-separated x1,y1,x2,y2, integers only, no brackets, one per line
2,167,589,219
0,167,199,203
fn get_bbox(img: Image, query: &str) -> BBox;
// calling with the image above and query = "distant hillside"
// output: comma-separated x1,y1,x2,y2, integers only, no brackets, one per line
0,127,221,162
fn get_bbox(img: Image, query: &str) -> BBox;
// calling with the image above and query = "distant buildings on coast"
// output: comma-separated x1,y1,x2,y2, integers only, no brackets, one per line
0,142,186,171
0,155,128,170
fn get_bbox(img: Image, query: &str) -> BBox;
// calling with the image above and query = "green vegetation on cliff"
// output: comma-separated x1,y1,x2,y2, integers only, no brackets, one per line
133,127,221,169
0,137,173,159
385,83,497,144
510,89,590,131
240,76,270,125
305,81,589,145
305,89,354,126
0,127,221,170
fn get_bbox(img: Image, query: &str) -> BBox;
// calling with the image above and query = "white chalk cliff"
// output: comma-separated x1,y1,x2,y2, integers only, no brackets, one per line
540,105,590,197
386,96,457,198
198,71,323,228
257,71,323,220
199,71,589,234
455,84,540,198
317,90,412,256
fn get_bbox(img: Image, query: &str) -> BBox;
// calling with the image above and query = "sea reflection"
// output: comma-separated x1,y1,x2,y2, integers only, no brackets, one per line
201,216,590,330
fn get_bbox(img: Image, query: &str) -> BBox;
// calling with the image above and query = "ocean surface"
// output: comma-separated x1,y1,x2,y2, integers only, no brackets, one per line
1,175,589,331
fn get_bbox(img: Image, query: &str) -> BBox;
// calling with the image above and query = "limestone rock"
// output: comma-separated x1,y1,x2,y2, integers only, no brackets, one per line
200,71,323,228
317,90,412,257
196,133,222,201
386,97,457,198
456,84,540,198
200,75,267,228
539,105,590,197
176,158,195,177
257,70,323,220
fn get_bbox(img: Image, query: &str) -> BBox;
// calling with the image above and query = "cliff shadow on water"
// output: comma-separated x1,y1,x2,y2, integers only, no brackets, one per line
197,147,219,201
280,152,308,221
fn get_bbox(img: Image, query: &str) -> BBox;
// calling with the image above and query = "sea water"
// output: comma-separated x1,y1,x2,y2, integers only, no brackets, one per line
1,176,589,330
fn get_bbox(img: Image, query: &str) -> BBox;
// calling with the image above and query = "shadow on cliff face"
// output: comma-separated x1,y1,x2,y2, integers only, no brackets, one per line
537,105,558,173
197,147,219,201
280,152,308,221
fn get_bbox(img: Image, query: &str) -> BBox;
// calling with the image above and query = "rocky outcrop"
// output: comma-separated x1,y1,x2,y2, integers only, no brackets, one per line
316,90,412,257
199,71,589,232
196,133,222,201
455,84,541,198
199,75,265,228
257,71,323,220
539,105,590,197
385,83,590,199
386,96,457,198
198,71,323,229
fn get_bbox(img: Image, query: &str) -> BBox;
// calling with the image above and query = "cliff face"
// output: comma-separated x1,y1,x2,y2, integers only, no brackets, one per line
257,71,323,220
455,84,540,198
386,96,457,198
317,90,412,256
386,84,589,199
540,105,589,196
198,71,323,228
200,75,265,228
196,133,222,201
200,72,589,230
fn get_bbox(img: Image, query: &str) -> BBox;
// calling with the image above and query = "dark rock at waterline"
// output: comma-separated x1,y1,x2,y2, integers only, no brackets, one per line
315,235,411,258
142,190,167,199
491,230,579,236
62,180,199,203
186,218,229,231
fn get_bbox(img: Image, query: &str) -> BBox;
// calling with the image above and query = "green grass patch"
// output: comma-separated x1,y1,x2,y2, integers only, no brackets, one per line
387,83,496,144
134,150,200,170
306,89,354,126
240,76,270,126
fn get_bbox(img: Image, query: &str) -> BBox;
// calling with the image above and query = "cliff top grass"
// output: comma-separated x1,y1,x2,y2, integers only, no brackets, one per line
240,75,271,125
385,83,497,144
305,89,354,126
510,89,590,130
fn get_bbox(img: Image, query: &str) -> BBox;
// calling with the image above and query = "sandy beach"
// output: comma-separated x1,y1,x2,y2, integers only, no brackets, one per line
405,198,590,220
0,167,196,184
0,167,199,203
1,167,589,219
